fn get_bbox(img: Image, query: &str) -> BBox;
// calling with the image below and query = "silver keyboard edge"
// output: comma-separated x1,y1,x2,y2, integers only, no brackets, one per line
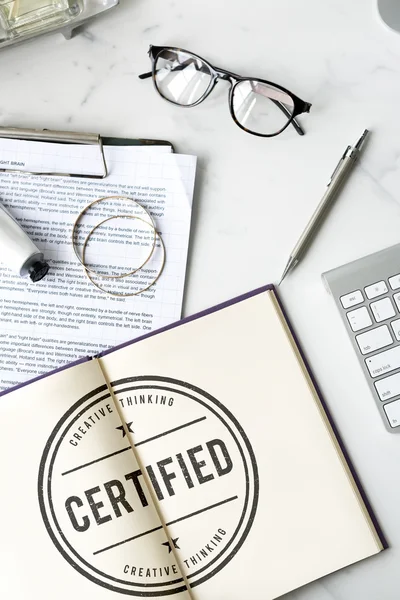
323,242,400,433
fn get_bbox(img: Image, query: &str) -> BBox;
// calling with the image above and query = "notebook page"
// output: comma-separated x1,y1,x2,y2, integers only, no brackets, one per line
98,288,382,600
0,142,196,391
0,358,192,599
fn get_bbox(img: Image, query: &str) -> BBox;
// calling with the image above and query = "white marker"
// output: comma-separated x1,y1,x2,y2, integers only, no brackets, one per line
0,202,49,282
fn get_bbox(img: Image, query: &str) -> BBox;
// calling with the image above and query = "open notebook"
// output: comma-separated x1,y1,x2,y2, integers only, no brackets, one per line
0,285,385,599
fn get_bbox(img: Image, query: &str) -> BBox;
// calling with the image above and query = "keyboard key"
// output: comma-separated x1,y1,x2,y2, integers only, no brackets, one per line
383,399,400,428
389,274,400,290
370,297,395,322
393,293,400,312
375,372,400,401
365,281,388,299
356,325,393,355
391,319,400,341
347,307,372,331
366,345,400,377
340,290,363,309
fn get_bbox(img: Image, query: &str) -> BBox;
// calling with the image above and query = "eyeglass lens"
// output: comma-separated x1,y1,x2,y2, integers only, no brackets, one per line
154,49,213,106
232,81,295,135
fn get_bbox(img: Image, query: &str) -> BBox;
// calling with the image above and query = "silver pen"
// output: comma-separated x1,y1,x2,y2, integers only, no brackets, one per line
278,129,369,285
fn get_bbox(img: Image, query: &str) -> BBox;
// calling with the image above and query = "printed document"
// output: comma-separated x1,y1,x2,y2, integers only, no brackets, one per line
0,140,196,390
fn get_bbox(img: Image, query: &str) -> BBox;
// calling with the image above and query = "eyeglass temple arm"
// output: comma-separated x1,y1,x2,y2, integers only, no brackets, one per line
273,101,305,136
138,69,305,136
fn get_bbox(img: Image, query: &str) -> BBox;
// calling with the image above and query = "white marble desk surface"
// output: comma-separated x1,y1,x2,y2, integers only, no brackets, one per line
1,0,400,597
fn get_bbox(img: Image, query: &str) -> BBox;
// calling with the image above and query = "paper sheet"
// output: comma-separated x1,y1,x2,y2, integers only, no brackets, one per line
0,141,196,391
0,138,172,176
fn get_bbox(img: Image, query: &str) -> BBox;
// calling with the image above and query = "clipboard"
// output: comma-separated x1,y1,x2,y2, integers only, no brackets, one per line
0,127,174,179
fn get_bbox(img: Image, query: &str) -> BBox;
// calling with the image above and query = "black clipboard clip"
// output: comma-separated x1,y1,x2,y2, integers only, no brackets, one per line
0,127,108,179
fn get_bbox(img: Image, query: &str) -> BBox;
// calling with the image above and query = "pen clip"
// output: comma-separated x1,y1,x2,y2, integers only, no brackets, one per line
327,145,351,186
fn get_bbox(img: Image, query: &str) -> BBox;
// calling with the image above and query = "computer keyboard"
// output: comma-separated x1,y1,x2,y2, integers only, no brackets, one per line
323,242,400,432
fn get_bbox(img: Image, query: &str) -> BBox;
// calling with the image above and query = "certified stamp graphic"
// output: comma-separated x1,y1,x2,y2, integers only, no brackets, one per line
38,376,259,596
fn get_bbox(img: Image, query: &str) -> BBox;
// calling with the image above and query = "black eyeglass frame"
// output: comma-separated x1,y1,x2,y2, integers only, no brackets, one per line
139,44,312,138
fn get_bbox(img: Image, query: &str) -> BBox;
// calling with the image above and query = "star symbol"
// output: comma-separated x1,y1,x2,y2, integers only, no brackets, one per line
116,422,134,437
162,538,180,553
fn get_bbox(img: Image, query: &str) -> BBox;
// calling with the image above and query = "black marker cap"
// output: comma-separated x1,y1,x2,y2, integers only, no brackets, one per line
29,259,50,282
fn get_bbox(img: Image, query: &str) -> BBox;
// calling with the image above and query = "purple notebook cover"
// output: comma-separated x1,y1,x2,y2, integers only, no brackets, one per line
0,283,387,549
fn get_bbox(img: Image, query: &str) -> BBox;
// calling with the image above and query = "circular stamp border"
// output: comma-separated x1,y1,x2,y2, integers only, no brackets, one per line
38,376,259,596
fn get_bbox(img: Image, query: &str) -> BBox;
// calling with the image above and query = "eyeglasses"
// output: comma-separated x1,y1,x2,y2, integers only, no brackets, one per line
139,45,312,138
